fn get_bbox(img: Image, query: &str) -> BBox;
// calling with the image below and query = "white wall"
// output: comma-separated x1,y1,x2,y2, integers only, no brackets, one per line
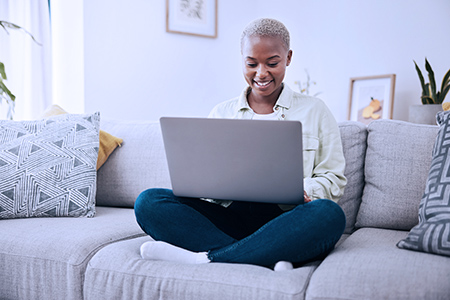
83,0,450,122
51,0,85,114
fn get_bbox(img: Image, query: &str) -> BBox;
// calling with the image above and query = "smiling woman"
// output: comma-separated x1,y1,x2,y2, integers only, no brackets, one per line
134,18,348,271
241,35,292,114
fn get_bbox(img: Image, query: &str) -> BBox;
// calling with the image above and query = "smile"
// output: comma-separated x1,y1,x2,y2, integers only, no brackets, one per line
254,80,273,88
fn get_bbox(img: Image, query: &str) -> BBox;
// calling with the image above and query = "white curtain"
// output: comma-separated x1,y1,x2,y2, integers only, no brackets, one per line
0,0,51,120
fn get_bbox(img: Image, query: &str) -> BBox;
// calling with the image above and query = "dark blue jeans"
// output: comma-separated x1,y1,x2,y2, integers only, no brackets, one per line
134,188,345,267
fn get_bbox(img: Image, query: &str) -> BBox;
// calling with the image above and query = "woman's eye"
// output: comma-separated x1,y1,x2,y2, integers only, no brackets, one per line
247,63,257,68
268,62,279,67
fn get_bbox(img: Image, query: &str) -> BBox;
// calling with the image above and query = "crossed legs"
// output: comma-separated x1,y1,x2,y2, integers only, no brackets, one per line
134,188,345,267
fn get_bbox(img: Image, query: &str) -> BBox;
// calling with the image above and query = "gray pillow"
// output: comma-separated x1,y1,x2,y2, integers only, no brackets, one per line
356,120,438,230
337,121,367,234
397,111,450,257
0,113,100,219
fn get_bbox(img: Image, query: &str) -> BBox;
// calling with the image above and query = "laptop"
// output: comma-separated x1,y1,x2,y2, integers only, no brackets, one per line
159,117,304,205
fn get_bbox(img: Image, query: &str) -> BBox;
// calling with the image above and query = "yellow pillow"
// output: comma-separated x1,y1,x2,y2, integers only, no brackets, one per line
40,105,123,170
443,102,450,112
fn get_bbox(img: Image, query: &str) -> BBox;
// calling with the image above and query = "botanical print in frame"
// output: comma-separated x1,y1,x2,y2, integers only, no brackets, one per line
348,74,396,125
166,0,218,38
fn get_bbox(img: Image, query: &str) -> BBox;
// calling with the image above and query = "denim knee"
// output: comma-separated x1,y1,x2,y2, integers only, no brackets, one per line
134,188,173,234
310,199,346,237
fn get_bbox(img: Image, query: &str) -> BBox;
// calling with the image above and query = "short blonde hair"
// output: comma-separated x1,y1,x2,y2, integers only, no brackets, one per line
241,18,290,51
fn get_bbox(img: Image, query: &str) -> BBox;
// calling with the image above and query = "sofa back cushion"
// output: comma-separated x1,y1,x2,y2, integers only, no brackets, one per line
337,121,367,234
96,120,171,208
96,119,370,225
356,120,438,230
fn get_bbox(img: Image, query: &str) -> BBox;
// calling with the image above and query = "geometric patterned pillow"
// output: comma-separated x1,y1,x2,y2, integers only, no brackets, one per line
40,105,123,170
0,112,100,219
397,110,450,257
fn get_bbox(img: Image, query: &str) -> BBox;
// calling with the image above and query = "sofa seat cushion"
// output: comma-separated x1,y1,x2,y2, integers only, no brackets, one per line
84,236,319,300
0,206,144,300
305,228,450,300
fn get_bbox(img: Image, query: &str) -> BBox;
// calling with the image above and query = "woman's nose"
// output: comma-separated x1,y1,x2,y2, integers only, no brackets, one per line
256,65,268,78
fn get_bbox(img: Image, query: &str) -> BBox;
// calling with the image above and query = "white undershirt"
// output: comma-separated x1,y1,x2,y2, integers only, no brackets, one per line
252,111,278,120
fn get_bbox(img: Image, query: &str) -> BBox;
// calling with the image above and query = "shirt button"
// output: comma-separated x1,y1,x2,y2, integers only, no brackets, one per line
281,114,285,118
275,107,279,111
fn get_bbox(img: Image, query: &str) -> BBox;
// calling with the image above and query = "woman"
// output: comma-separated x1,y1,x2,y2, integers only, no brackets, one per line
134,18,347,270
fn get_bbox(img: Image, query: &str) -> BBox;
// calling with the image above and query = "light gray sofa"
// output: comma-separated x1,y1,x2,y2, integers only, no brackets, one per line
1,118,450,300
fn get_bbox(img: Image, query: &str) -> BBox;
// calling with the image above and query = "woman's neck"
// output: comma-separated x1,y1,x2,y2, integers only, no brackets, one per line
247,84,283,114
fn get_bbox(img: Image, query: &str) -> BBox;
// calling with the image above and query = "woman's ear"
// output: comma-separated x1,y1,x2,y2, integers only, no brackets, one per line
286,50,293,66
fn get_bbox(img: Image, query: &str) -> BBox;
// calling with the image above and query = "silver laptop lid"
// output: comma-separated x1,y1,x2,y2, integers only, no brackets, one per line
160,117,304,205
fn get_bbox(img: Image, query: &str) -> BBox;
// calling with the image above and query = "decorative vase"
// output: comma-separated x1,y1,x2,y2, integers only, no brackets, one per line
408,104,443,125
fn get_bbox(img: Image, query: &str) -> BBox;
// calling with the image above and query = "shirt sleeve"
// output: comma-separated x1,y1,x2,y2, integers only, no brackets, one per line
304,108,347,202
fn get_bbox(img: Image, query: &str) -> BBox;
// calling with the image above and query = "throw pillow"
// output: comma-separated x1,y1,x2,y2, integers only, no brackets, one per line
397,111,450,257
355,120,438,230
0,113,100,219
337,121,367,234
40,105,123,170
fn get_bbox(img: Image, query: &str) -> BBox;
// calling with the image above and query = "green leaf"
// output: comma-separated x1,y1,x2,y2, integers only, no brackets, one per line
0,21,21,30
421,96,434,104
425,58,437,103
0,62,6,80
432,68,450,104
422,83,433,104
0,80,16,102
414,60,427,93
440,84,450,104
440,68,450,99
0,20,42,46
424,83,431,96
0,22,9,34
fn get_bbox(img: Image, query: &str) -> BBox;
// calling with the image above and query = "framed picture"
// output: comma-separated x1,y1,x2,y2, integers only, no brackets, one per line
166,0,218,38
348,74,396,125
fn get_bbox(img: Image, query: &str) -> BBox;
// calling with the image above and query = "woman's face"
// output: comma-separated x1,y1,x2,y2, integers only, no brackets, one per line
242,35,292,99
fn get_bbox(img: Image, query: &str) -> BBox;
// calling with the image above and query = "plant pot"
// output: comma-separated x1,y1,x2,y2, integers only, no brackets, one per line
408,104,443,125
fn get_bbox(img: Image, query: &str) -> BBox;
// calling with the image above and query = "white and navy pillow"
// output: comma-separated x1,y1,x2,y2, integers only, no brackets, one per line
0,113,100,219
397,110,450,257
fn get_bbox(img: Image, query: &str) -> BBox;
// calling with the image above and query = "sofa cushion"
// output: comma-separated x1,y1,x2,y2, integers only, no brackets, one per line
84,236,318,300
96,120,172,208
0,206,144,300
305,228,450,300
397,111,450,257
337,121,367,234
0,113,100,219
356,120,438,230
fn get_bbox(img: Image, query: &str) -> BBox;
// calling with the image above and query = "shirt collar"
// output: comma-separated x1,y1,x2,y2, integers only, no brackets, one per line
237,83,293,112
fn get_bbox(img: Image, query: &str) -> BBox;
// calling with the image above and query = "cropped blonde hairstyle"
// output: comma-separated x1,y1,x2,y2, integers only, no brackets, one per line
240,18,290,52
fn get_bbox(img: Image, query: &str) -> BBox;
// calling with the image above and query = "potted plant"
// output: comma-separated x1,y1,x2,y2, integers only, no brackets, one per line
0,20,41,120
409,58,450,124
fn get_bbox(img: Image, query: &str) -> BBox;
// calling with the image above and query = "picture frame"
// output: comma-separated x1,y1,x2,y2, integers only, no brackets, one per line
348,74,396,125
166,0,218,38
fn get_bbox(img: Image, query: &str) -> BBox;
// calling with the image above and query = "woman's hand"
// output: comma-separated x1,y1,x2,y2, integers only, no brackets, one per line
304,191,312,203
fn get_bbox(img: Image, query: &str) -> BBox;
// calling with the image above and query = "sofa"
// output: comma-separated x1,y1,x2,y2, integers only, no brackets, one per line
1,116,450,300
